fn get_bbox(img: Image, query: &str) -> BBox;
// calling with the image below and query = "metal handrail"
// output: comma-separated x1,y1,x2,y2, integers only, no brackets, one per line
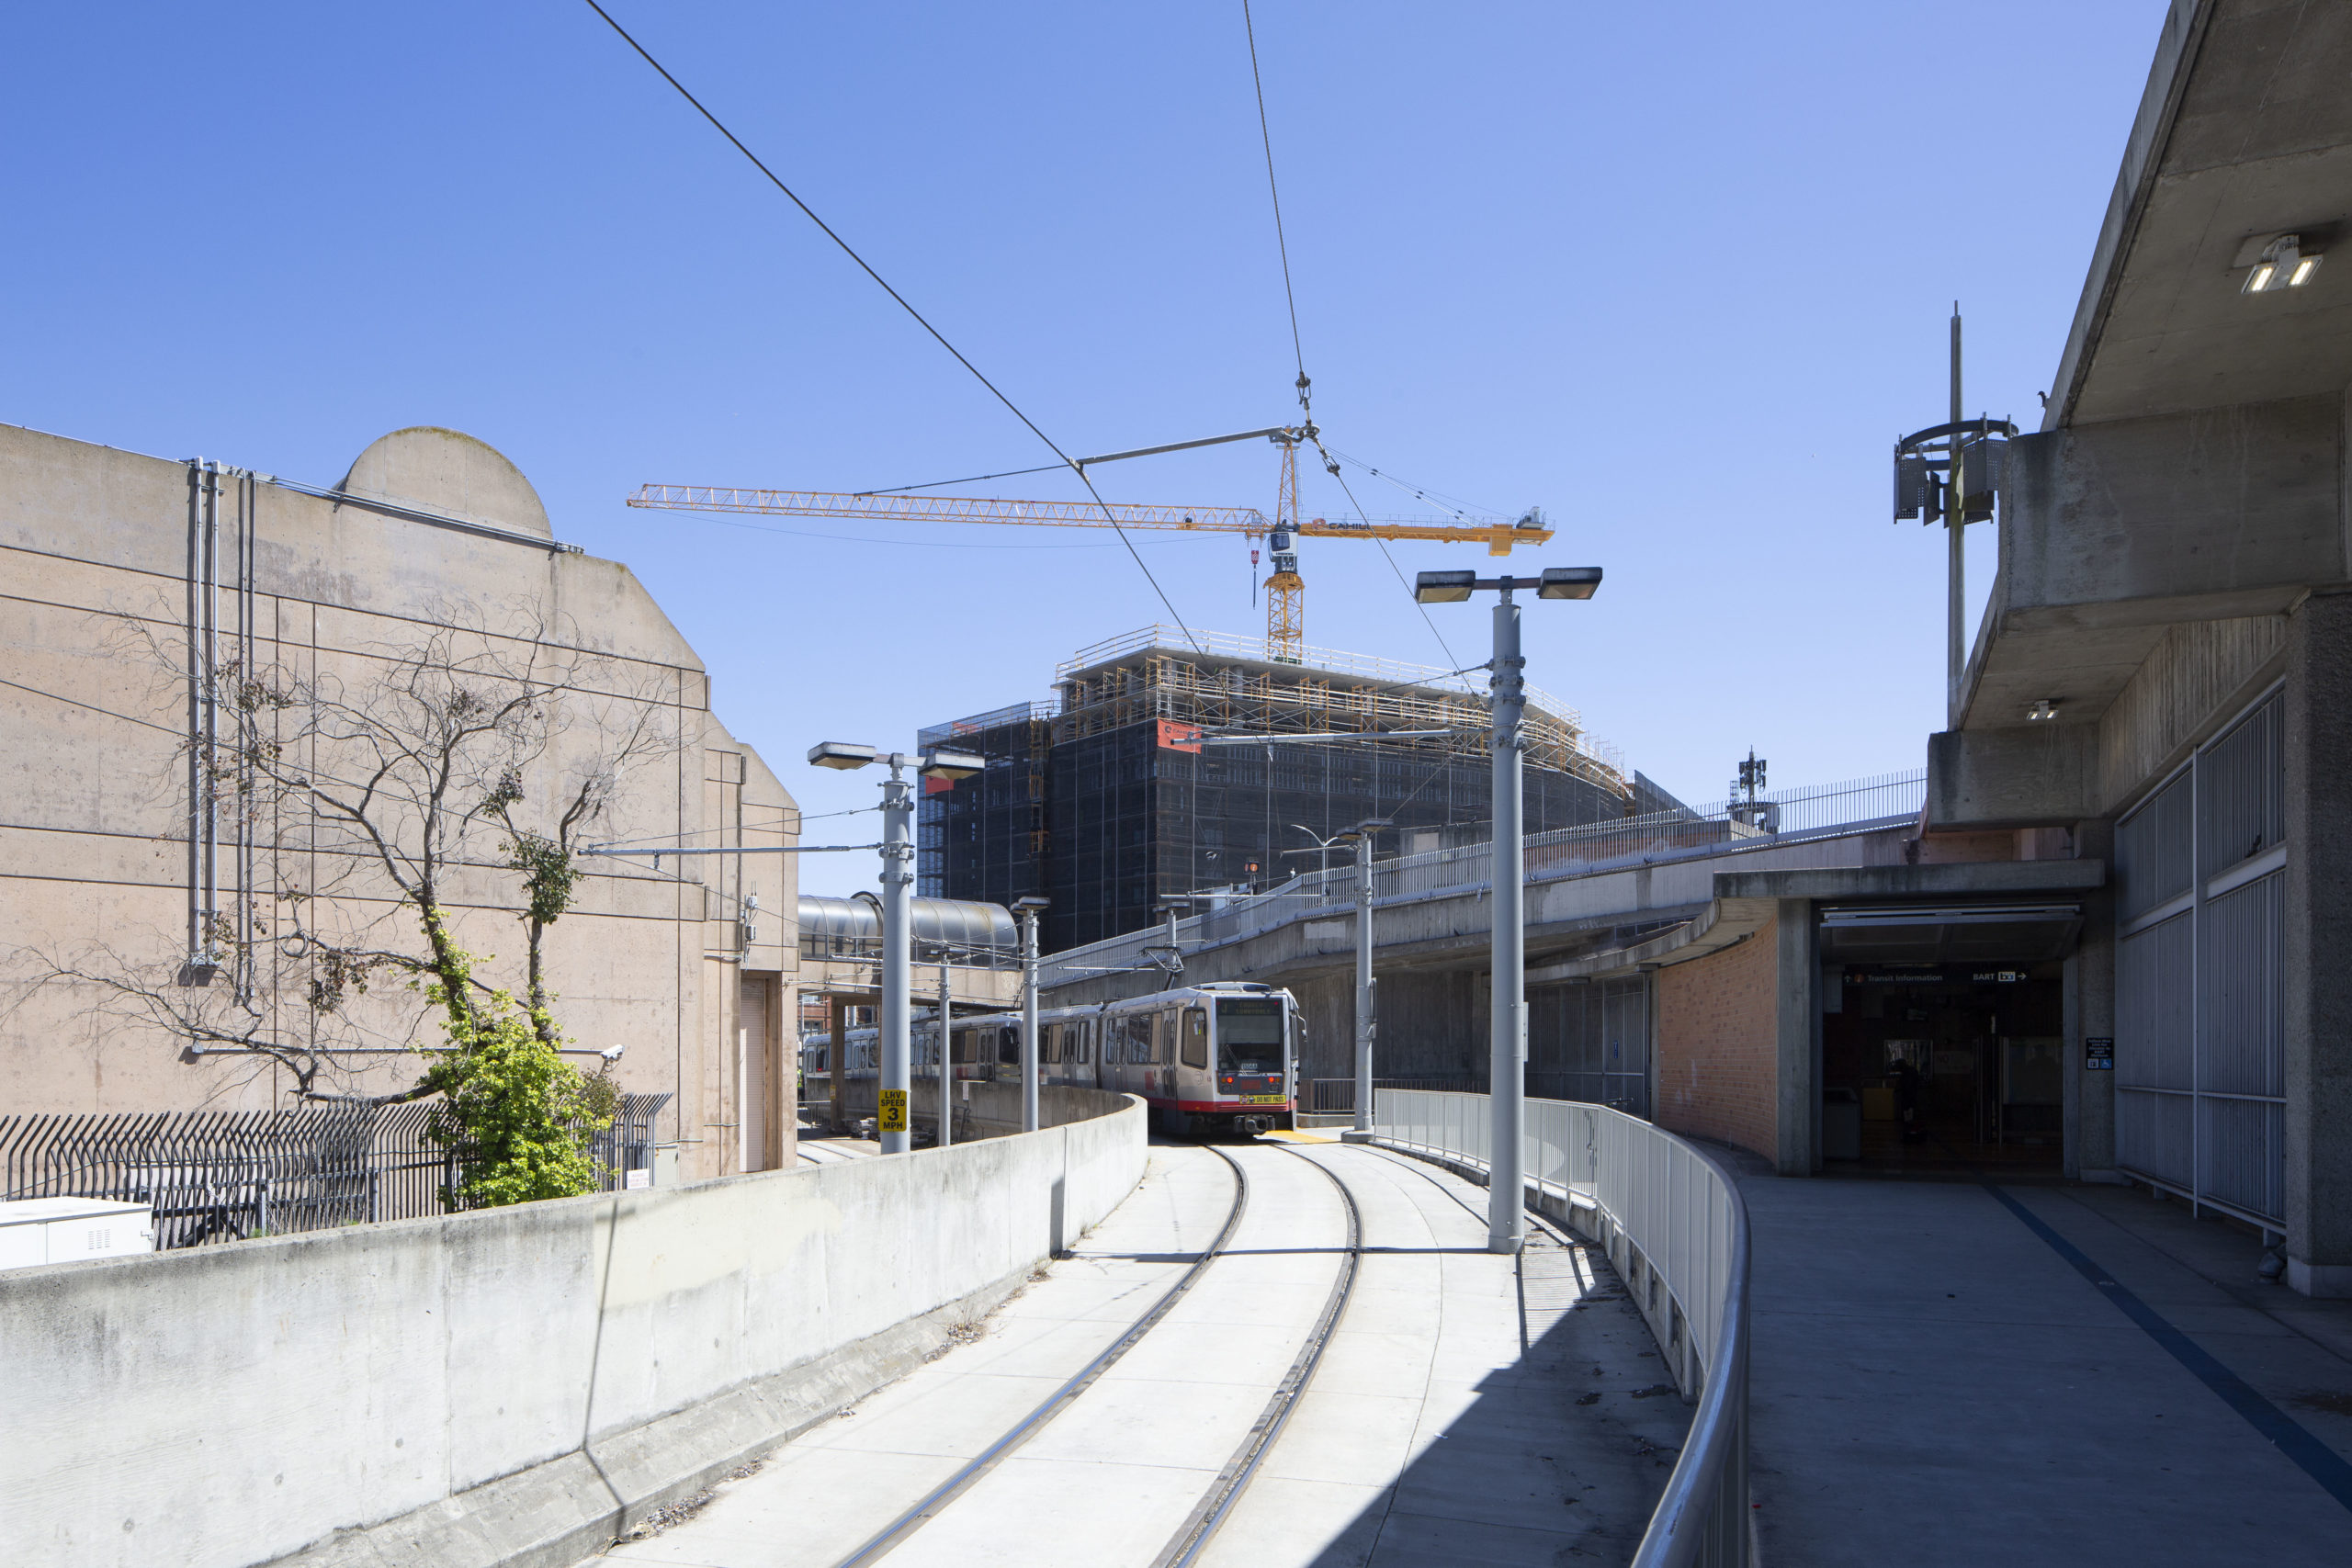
1371,1090,1751,1567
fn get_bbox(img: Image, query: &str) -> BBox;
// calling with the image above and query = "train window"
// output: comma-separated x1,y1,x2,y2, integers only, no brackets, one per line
1181,1009,1207,1069
999,1027,1019,1067
1078,1022,1092,1064
1216,998,1285,1076
1043,1023,1059,1065
1124,1014,1149,1064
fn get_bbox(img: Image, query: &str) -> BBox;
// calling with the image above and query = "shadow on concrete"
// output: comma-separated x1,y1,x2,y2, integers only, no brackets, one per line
1283,1235,1693,1567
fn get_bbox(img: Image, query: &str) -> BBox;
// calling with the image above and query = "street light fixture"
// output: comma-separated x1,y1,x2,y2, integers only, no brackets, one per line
805,741,991,1153
1537,567,1602,600
1412,570,1476,604
1409,567,1603,1254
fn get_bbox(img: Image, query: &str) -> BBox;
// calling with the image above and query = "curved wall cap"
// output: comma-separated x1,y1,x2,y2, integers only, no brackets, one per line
337,426,553,539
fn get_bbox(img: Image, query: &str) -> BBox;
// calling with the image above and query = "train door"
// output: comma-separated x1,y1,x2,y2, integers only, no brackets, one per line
1180,1006,1209,1094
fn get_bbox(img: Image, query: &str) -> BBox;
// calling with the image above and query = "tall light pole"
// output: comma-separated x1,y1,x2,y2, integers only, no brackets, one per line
1340,818,1389,1141
1414,566,1601,1254
808,741,985,1154
935,959,953,1150
1013,897,1049,1133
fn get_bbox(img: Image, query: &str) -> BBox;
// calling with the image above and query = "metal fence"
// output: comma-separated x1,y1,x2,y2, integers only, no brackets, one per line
1038,767,1924,988
1309,1073,1645,1116
1373,1089,1751,1568
0,1094,669,1248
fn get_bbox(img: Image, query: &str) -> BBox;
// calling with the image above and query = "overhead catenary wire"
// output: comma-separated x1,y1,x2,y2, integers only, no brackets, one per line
579,0,1204,656
854,462,1067,497
1241,0,1305,387
1236,5,1464,674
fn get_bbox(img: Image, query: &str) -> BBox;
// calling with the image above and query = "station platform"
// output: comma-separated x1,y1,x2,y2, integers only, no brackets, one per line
1737,1159,2352,1564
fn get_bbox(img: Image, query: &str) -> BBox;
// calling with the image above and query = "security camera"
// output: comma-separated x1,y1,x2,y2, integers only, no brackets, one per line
599,1043,627,1064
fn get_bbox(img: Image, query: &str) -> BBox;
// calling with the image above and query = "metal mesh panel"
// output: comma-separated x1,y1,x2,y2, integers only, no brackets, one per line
2117,772,2192,921
2199,1095,2284,1223
2116,913,2192,1092
2199,694,2283,880
2117,1088,2193,1189
2200,872,2283,1099
2112,685,2285,1229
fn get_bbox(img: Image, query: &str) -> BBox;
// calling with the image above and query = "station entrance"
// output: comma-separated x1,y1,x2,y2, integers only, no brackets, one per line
1815,899,2082,1178
1823,964,2064,1174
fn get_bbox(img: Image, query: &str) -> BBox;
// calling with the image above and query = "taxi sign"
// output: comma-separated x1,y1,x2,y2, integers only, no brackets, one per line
877,1089,908,1134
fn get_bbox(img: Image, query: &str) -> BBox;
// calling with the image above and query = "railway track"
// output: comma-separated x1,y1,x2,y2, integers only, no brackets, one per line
828,1143,1364,1568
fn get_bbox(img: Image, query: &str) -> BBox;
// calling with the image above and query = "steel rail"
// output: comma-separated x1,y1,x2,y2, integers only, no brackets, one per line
829,1145,1252,1568
1150,1143,1364,1568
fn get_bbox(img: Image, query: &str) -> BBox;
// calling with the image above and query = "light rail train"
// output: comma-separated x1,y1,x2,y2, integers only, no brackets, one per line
801,982,1299,1138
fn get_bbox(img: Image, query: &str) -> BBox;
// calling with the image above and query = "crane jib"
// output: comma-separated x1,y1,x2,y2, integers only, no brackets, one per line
626,485,1551,553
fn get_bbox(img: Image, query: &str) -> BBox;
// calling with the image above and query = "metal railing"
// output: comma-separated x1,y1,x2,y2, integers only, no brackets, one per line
1307,1076,1487,1113
1038,767,1923,989
1373,1089,1751,1568
0,1095,669,1248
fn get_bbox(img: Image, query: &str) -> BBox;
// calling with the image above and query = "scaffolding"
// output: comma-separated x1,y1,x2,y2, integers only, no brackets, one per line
919,628,1635,951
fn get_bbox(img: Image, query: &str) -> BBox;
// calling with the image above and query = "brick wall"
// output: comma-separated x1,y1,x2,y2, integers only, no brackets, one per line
1656,918,1779,1162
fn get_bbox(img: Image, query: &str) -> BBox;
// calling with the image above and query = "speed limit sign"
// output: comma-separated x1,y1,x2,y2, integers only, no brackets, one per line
877,1089,908,1134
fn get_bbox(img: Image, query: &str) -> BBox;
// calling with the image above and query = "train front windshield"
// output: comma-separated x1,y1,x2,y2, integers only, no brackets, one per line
1215,998,1286,1077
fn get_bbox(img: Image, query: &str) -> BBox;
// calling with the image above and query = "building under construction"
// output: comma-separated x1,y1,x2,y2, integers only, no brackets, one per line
919,626,1649,953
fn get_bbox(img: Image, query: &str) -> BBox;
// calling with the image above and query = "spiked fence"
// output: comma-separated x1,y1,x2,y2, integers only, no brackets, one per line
0,1094,669,1248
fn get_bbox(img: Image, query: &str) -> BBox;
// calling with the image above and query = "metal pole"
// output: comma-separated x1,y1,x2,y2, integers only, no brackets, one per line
878,759,913,1155
1947,304,1965,713
1352,836,1375,1136
828,996,845,1132
935,960,953,1150
1487,585,1527,1254
1020,908,1040,1133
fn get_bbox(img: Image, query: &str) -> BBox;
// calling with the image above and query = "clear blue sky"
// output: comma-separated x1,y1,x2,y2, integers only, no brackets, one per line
3,2,2164,897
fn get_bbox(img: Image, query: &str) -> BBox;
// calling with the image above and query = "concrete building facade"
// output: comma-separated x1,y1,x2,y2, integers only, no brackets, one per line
1,421,801,1181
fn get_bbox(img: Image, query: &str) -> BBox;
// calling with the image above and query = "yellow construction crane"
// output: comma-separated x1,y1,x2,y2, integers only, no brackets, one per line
628,427,1551,662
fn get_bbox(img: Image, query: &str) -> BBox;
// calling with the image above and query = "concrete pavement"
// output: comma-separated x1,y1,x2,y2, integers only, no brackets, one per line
1741,1165,2352,1565
595,1140,1684,1568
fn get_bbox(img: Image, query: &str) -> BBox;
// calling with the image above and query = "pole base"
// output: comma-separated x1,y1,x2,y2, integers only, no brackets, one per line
1339,1129,1377,1144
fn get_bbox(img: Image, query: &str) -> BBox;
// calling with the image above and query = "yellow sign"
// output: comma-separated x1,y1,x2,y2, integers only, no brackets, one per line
1243,1094,1287,1105
877,1089,908,1134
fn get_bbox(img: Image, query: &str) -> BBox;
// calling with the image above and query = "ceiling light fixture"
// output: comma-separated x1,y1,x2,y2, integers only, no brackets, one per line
2244,233,2321,294
2028,699,2060,722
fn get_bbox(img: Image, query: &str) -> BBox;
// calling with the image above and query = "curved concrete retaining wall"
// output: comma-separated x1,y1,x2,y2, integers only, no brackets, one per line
0,1088,1144,1568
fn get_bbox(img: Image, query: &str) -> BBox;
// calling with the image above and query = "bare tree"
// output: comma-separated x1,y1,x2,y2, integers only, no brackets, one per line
10,606,682,1201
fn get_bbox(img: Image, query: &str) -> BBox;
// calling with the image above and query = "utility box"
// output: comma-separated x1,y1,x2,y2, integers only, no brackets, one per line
0,1197,156,1270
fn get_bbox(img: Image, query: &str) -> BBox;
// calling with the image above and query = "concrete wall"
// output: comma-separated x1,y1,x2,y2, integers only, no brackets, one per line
1654,919,1780,1164
0,421,798,1179
0,1092,1145,1568
2002,397,2342,624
